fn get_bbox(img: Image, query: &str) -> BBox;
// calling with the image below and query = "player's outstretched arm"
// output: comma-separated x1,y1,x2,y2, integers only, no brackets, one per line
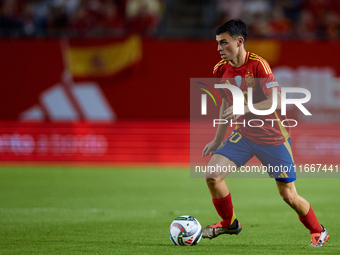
202,98,230,157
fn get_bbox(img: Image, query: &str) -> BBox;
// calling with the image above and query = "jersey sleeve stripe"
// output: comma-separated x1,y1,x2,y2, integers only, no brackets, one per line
214,60,225,68
250,57,271,74
249,53,272,74
256,55,272,74
249,56,269,74
213,60,226,72
249,56,271,74
251,53,271,71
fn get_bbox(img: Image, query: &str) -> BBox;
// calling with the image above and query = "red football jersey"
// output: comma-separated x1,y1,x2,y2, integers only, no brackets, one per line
213,51,290,146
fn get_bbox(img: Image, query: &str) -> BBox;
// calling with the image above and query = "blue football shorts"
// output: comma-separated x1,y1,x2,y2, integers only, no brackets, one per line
214,130,296,182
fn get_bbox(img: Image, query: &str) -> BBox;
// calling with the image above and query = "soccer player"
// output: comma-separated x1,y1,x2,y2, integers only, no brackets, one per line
201,19,329,247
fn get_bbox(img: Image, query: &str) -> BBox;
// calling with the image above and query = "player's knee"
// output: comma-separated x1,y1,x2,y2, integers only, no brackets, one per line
204,168,222,179
279,189,296,206
205,177,222,189
281,193,293,205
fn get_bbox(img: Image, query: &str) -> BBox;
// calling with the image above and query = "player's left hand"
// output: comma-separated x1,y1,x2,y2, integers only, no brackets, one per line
222,106,239,120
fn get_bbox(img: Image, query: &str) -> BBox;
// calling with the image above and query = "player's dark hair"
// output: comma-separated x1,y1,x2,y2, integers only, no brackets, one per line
215,19,248,44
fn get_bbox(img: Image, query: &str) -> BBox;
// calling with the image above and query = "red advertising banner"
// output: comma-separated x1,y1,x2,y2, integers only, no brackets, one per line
0,121,338,165
0,121,189,165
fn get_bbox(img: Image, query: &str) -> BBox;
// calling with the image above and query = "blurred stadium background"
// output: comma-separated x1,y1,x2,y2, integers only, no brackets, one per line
0,0,339,253
0,0,339,165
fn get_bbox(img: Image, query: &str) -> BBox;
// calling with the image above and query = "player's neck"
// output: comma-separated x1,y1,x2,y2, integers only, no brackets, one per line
229,48,247,68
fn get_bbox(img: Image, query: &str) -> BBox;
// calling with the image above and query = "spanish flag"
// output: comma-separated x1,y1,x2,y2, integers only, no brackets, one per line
66,35,142,78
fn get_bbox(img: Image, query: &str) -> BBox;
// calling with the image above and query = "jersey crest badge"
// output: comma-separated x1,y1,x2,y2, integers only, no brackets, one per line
245,73,255,87
235,76,242,87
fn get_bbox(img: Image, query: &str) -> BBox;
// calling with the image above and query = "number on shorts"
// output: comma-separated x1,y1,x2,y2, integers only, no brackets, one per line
229,132,242,143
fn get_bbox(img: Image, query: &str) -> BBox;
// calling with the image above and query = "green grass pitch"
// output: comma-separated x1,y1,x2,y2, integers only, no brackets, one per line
0,166,339,254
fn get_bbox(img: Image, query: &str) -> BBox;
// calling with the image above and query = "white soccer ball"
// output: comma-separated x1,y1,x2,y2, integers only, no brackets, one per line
169,215,202,246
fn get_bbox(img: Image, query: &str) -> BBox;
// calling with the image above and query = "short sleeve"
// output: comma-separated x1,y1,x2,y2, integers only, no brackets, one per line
213,60,226,78
256,60,281,97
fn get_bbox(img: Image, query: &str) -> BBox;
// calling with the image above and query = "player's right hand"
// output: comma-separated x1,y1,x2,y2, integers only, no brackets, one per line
202,140,221,157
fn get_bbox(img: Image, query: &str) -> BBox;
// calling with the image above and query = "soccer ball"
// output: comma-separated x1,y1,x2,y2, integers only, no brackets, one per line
169,215,202,246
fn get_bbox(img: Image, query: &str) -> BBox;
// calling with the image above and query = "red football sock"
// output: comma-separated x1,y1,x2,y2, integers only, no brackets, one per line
299,206,323,234
212,193,234,228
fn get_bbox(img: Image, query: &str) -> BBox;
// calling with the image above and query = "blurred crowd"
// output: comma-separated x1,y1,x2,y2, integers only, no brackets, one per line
216,0,340,39
0,0,339,39
0,0,164,36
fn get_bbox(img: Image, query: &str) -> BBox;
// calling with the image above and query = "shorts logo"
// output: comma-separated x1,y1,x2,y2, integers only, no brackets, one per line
245,73,255,87
278,172,289,178
235,76,242,87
